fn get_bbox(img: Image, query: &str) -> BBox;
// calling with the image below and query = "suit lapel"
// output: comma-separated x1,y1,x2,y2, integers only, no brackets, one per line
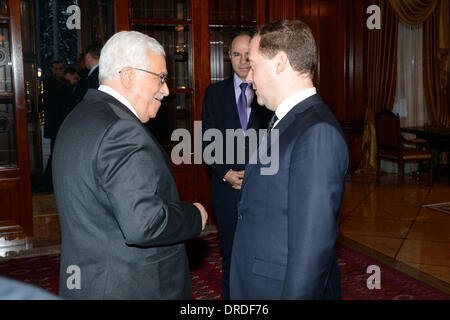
95,90,174,174
242,94,324,189
225,78,242,129
274,94,324,138
247,97,260,130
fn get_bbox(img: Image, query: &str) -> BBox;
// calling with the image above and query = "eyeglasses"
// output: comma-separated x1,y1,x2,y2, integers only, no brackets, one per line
119,67,168,85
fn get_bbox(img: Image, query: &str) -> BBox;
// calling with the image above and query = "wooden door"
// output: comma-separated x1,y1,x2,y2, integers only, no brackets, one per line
0,0,33,248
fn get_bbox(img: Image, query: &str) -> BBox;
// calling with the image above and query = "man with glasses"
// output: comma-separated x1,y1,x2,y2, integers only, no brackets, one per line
52,31,208,299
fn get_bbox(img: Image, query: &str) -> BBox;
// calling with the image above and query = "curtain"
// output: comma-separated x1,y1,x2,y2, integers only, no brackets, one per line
358,0,398,173
394,21,427,127
388,0,440,24
387,0,448,128
358,0,446,173
367,1,399,114
423,1,450,127
383,21,427,174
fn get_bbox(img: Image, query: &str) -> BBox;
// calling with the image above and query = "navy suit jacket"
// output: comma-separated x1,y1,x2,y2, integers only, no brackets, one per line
201,77,272,208
230,94,349,299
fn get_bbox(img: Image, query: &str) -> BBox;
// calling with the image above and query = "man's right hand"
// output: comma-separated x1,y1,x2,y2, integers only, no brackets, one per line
193,203,208,230
224,170,245,190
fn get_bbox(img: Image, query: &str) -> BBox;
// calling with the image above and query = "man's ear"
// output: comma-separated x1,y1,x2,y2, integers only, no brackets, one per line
119,68,133,89
274,51,288,75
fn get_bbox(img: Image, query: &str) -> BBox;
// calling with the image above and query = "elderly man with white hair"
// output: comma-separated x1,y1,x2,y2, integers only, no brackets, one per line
52,31,208,300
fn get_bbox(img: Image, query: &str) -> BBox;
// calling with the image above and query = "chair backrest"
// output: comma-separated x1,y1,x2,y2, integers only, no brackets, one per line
375,109,401,152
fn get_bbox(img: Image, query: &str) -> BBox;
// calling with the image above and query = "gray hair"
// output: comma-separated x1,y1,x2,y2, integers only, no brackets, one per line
99,31,165,83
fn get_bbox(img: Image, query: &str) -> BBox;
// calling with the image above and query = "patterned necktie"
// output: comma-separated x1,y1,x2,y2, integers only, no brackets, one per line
267,114,279,132
237,82,249,131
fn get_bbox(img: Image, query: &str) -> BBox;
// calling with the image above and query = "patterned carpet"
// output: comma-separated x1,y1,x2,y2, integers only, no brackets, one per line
0,232,448,300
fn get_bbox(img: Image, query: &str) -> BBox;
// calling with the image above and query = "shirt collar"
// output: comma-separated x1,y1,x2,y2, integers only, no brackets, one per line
98,85,139,119
275,87,317,122
88,64,99,77
233,73,251,93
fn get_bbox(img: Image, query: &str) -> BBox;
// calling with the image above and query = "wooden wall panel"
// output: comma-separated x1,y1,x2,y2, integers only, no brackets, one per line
296,0,367,169
0,179,28,247
317,0,346,120
344,0,367,169
114,0,130,32
266,0,296,22
175,0,213,220
171,164,196,202
0,180,19,224
256,0,267,26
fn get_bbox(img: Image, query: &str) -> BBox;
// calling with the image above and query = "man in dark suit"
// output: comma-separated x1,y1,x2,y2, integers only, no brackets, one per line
53,31,208,299
202,32,272,299
34,61,72,193
69,44,101,110
230,20,349,300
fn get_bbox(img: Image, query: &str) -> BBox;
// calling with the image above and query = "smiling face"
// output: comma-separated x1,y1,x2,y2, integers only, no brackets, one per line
123,51,169,123
229,34,251,82
246,36,277,111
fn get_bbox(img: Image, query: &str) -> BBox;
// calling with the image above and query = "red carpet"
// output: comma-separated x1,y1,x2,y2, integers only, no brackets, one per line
0,232,448,300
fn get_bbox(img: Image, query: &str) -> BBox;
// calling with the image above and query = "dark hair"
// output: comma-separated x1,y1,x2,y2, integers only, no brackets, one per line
64,67,78,75
256,20,317,78
52,60,63,66
229,30,253,52
85,43,102,60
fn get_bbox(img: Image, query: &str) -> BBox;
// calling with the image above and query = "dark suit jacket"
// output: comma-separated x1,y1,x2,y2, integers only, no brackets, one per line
202,77,272,208
43,76,72,140
53,89,202,299
230,94,349,299
86,66,99,90
69,66,99,111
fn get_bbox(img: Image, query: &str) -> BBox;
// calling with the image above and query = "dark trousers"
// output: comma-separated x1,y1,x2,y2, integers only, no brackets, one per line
213,205,238,300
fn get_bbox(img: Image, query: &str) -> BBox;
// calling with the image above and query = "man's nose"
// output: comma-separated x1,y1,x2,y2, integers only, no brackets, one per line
161,82,169,96
245,69,253,83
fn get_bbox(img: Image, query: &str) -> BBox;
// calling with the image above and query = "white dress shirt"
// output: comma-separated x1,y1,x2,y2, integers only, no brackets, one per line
98,85,139,119
272,87,317,129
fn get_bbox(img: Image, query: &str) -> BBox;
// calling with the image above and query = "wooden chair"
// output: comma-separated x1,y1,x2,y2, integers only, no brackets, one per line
375,109,432,184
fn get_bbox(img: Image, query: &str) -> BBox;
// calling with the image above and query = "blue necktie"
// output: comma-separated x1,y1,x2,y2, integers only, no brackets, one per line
238,82,248,132
267,114,278,132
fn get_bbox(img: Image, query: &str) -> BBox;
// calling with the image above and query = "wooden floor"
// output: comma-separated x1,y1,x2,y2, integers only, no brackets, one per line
339,173,450,294
1,172,449,294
